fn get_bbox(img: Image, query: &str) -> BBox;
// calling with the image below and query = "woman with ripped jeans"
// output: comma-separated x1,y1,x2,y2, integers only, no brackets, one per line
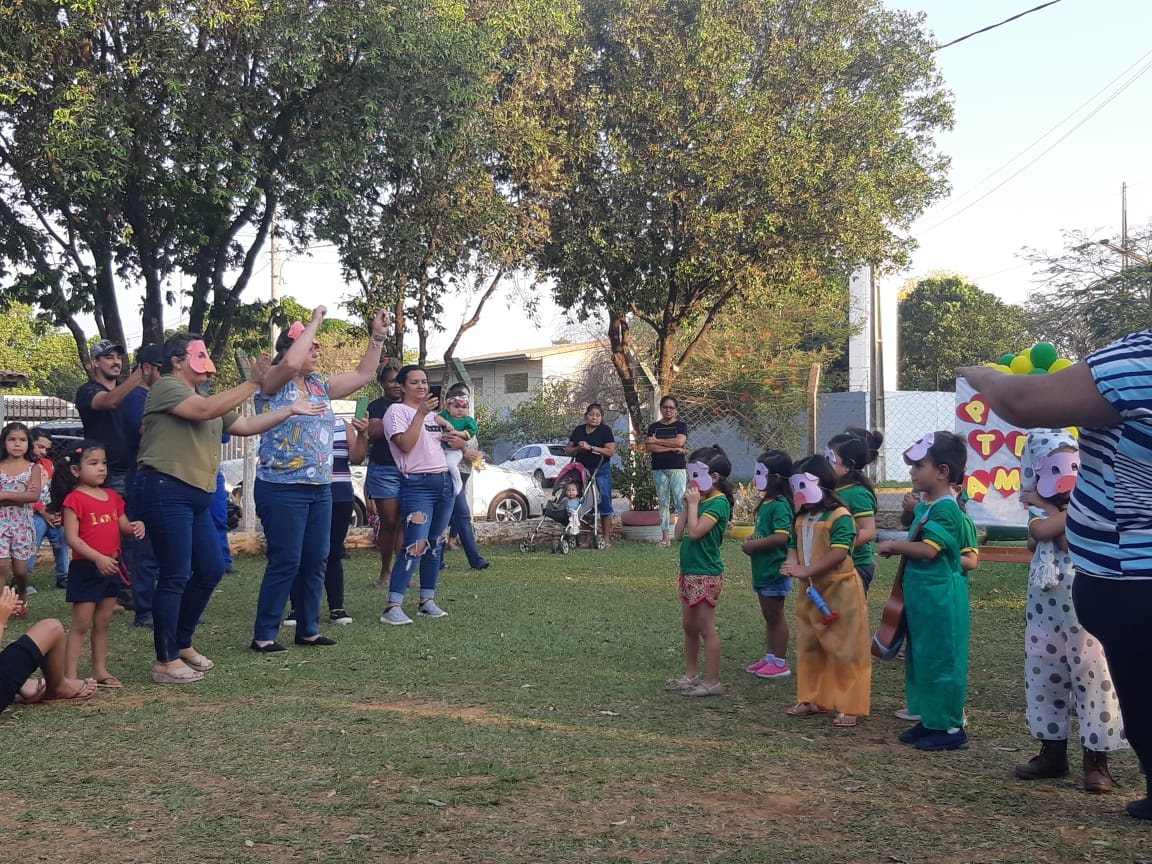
378,365,466,626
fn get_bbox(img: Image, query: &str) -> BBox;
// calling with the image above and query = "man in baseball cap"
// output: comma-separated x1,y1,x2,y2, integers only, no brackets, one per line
91,338,127,359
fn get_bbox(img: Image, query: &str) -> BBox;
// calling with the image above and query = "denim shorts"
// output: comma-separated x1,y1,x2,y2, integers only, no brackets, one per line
366,462,402,500
65,559,122,605
754,578,792,598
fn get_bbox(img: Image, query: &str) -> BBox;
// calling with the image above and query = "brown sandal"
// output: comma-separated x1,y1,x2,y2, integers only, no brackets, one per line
833,713,858,727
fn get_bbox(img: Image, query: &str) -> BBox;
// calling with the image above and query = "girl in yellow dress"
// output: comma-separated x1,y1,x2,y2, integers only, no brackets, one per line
782,455,872,727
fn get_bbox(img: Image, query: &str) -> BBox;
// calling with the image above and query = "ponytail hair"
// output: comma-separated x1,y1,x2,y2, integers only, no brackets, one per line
688,443,735,507
828,427,883,493
49,439,104,512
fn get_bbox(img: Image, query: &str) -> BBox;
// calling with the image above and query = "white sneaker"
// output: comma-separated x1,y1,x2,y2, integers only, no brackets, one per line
24,586,37,596
380,606,413,626
417,599,448,618
894,707,920,721
329,609,354,625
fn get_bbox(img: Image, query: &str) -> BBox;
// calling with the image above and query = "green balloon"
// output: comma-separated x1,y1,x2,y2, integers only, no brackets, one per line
1030,342,1059,370
998,353,1016,367
1028,367,1048,374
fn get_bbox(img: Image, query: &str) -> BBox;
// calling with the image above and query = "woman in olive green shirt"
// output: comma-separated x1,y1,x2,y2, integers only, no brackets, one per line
137,333,323,685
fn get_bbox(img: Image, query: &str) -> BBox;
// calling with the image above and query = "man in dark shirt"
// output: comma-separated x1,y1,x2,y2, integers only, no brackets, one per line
75,339,142,492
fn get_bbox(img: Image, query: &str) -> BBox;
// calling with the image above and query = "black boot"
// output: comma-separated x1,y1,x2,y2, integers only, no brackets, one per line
1015,739,1069,780
1083,748,1117,794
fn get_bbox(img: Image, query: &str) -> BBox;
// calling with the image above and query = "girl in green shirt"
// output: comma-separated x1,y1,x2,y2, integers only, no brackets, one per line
826,428,882,592
666,446,733,698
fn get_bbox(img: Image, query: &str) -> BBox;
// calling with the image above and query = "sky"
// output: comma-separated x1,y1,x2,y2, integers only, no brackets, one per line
144,0,1152,357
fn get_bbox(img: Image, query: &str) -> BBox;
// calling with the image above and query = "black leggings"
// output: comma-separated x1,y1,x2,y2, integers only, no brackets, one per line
1073,572,1152,796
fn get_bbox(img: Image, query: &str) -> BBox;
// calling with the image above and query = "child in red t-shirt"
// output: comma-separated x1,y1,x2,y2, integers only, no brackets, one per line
50,441,145,687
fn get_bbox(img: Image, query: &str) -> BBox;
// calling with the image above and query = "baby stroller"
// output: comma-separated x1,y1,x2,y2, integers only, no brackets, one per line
519,459,604,553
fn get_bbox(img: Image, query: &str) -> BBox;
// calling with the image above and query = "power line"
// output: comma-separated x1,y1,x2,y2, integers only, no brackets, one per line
935,1,1064,51
927,46,1152,218
916,54,1152,236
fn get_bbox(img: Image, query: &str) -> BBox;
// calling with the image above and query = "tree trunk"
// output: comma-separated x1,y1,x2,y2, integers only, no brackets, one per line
607,310,643,437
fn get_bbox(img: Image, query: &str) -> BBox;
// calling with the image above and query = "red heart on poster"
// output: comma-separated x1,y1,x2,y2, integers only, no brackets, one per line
1006,431,1027,459
966,470,991,503
956,395,989,426
968,429,1004,459
991,466,1021,498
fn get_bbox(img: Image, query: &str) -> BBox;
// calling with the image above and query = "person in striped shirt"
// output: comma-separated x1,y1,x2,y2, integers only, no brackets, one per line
960,334,1152,823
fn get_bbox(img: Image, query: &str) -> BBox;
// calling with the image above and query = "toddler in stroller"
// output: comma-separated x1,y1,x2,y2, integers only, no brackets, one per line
519,461,604,553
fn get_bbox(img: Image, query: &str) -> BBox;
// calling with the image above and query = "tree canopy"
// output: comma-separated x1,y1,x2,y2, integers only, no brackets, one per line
521,0,953,431
1022,225,1152,359
898,274,1030,391
0,0,471,367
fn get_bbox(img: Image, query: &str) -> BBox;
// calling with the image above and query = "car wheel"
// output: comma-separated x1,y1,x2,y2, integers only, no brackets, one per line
488,492,528,522
351,500,367,529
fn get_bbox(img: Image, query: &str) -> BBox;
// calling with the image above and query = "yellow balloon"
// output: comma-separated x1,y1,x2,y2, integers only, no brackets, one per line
994,364,1012,373
1009,355,1034,374
1048,357,1074,373
1019,346,1033,363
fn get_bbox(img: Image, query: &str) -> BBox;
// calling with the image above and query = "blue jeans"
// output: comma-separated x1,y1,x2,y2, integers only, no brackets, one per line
27,513,69,581
652,469,686,532
389,472,454,605
594,463,614,515
138,470,224,663
128,471,160,623
253,479,332,640
295,498,354,614
438,474,486,570
212,471,233,569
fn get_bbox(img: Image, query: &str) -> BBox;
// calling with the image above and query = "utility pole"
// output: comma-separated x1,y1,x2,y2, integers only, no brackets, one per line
270,218,282,351
869,265,886,481
1121,181,1129,272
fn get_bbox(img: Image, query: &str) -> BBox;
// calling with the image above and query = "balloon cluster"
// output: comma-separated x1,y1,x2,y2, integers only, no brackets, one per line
986,342,1073,375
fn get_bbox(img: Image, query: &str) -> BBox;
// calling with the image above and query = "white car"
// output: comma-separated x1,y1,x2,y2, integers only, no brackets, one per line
221,459,544,524
499,443,572,488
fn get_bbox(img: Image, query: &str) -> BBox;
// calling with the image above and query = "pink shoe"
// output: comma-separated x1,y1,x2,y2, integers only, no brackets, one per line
755,660,791,679
745,656,770,674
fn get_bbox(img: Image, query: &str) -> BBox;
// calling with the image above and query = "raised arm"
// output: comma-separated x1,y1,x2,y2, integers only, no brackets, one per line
88,367,144,411
169,355,271,422
327,309,392,400
261,306,326,397
957,363,1121,429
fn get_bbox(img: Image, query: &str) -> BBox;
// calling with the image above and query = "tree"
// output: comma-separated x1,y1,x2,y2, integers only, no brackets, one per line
898,274,1030,391
515,0,952,433
0,302,88,400
0,1,470,367
1022,226,1152,359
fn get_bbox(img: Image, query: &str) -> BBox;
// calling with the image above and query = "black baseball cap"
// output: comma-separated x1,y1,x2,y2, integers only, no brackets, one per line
136,343,163,367
91,339,126,359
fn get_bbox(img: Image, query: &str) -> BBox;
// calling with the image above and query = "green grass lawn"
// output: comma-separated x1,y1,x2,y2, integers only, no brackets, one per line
3,541,1148,863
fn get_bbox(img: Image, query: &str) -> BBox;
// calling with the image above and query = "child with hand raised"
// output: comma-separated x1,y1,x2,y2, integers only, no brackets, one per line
781,455,871,727
665,446,734,698
51,441,145,688
741,450,795,679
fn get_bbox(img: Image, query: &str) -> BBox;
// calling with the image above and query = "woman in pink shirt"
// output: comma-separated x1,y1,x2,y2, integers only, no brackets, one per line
379,365,467,626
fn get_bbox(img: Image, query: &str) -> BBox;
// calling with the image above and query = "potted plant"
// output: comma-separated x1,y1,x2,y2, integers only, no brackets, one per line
613,444,662,538
728,481,759,539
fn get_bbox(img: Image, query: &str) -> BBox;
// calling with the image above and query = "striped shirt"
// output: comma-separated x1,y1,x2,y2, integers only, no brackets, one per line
331,421,354,505
1066,330,1152,579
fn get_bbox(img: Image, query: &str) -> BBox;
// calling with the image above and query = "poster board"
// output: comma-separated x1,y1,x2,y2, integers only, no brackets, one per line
954,378,1027,529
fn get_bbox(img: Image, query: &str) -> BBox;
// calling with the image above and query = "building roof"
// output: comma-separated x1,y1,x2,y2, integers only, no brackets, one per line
426,340,608,369
0,370,29,388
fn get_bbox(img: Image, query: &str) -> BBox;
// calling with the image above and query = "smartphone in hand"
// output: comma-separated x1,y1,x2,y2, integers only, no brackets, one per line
355,395,369,420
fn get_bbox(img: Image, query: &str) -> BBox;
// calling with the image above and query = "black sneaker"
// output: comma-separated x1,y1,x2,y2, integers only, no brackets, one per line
329,609,353,625
898,723,933,745
294,635,337,647
282,611,298,628
914,728,970,752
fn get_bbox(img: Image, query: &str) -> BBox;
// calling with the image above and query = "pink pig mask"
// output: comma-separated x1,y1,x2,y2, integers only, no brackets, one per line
185,340,216,375
1036,450,1079,497
687,461,713,492
790,473,824,509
